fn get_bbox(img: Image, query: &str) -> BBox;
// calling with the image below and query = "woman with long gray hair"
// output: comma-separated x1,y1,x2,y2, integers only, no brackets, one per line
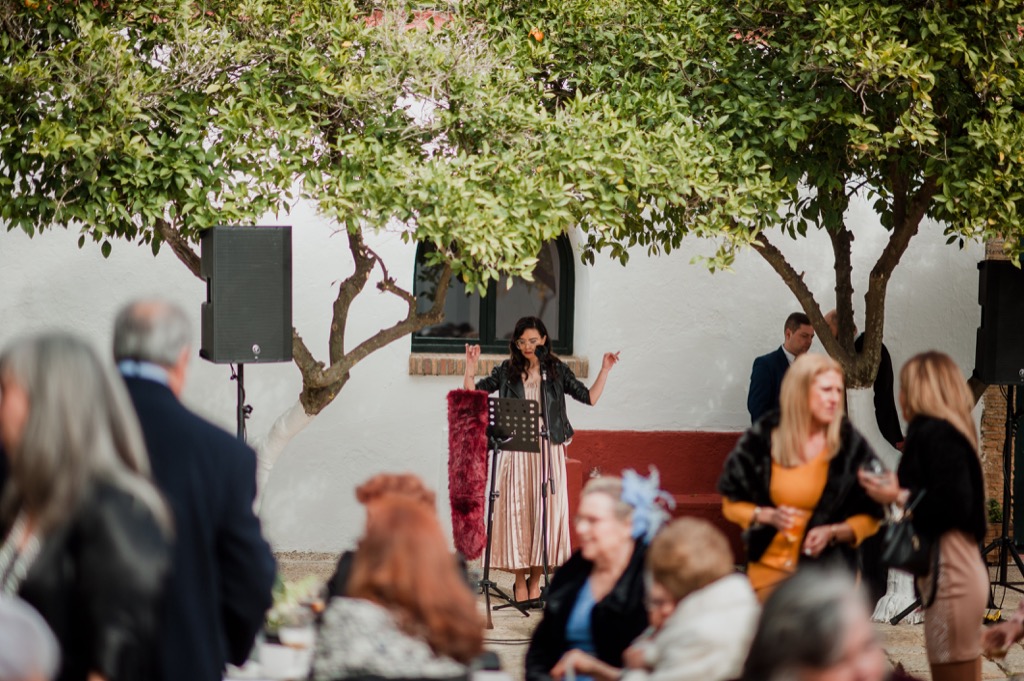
0,333,172,681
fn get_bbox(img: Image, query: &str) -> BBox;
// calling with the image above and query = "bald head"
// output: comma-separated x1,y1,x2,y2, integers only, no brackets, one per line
113,300,192,395
824,309,838,338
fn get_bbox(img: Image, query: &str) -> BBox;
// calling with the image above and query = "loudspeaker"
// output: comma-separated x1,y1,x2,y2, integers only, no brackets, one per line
975,260,1024,384
200,226,292,364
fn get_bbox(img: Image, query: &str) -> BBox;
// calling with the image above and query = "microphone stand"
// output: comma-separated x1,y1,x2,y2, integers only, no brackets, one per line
536,347,555,603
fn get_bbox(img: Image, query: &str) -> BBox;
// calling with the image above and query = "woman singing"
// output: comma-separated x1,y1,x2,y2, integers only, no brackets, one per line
718,353,883,601
464,316,619,604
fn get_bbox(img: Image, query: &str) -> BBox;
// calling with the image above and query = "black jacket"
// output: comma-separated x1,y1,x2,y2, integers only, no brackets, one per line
14,481,171,681
898,416,986,543
854,334,903,447
525,544,648,681
475,359,591,445
124,377,277,681
747,347,789,424
717,413,884,569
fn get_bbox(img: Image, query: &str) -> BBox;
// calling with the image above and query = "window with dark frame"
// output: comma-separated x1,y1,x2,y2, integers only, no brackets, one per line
412,235,575,355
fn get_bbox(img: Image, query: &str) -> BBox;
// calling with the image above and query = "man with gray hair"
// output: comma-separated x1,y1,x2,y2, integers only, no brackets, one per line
114,300,276,681
0,597,60,681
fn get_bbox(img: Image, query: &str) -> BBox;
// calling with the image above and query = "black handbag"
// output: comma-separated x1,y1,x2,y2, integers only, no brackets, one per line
880,491,933,577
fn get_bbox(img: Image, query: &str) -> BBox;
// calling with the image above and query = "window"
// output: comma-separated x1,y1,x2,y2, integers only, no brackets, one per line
412,235,575,354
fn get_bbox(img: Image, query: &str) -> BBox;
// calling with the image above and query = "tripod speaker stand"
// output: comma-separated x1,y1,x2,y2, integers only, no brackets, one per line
981,385,1024,594
478,397,539,628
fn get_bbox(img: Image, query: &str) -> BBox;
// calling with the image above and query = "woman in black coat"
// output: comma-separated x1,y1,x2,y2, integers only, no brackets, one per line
527,472,668,681
860,351,987,681
718,353,884,601
0,334,171,681
463,316,619,603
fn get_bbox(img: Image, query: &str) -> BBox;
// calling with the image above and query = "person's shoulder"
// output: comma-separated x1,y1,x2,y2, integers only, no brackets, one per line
753,346,785,365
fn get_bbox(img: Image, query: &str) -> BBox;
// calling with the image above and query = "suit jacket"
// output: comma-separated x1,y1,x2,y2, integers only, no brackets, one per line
854,334,904,446
746,347,789,424
123,377,276,681
525,544,648,681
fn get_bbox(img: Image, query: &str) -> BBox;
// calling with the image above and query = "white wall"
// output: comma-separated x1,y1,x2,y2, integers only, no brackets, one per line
0,196,984,551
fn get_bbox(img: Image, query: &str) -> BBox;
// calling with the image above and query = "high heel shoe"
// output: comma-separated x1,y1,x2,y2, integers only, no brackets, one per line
513,579,529,604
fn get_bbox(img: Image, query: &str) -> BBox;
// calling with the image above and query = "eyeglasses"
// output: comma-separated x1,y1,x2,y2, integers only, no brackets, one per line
515,338,543,349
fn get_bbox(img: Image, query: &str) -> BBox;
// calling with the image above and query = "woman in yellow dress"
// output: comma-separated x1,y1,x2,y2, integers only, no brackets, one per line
718,353,884,601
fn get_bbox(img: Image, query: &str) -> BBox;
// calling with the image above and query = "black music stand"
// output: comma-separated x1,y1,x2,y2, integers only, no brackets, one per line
479,397,539,628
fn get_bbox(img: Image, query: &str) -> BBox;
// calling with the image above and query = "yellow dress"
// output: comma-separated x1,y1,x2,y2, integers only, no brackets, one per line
722,449,879,601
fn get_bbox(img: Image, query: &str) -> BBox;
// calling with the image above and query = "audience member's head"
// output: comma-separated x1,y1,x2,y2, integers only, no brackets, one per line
355,472,436,509
783,312,814,356
647,517,734,601
0,333,168,534
348,493,482,663
899,351,976,452
740,569,886,681
773,353,845,467
113,300,192,395
823,309,857,341
0,597,60,681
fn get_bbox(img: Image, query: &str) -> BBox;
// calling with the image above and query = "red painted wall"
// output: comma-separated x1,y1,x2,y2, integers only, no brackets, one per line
565,430,745,562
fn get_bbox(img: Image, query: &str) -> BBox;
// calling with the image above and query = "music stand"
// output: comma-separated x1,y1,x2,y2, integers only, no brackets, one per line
479,397,539,627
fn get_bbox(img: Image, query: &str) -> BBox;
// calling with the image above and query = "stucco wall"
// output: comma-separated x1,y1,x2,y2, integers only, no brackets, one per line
0,196,985,551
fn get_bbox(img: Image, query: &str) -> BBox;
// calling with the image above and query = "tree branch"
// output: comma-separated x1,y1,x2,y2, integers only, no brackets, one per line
309,261,453,388
329,229,378,366
155,218,201,278
751,231,829,339
860,174,939,386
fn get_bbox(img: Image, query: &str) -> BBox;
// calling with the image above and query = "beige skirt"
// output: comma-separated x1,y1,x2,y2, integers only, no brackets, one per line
489,441,571,571
920,530,988,665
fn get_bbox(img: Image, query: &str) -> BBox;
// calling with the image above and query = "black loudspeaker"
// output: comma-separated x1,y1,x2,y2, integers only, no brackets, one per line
975,260,1024,385
200,226,293,364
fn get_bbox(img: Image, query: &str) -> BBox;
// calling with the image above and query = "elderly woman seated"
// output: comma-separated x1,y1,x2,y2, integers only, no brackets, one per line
552,517,759,681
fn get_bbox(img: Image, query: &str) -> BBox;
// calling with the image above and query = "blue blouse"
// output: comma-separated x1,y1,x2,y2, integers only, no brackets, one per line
564,579,598,681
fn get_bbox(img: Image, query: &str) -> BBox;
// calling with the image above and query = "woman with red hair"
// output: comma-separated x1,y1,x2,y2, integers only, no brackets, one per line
311,491,484,681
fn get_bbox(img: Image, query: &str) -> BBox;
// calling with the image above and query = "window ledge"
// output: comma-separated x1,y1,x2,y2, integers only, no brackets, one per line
409,353,589,379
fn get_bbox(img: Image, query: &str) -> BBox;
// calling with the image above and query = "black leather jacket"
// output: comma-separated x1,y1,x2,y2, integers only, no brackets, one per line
475,359,591,445
12,480,171,681
717,412,884,570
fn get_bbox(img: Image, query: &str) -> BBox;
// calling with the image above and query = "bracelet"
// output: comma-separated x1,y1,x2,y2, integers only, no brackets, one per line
828,525,837,546
752,507,762,527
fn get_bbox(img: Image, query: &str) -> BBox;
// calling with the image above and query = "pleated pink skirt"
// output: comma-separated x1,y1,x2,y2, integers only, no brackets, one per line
489,440,572,571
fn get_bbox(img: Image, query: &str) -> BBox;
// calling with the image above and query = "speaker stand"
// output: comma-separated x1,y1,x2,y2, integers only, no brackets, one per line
982,385,1024,594
232,363,253,442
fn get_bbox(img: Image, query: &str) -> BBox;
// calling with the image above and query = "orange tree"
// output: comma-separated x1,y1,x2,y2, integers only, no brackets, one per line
472,0,1024,388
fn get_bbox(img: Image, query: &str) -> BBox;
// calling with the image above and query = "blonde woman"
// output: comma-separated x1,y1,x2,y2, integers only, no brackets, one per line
718,353,884,601
860,351,987,681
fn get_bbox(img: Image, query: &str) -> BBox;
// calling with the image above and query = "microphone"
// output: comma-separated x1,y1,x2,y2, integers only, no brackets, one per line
534,345,549,360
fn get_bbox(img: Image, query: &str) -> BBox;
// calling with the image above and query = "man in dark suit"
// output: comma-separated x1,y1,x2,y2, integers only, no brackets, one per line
113,300,276,681
747,312,814,423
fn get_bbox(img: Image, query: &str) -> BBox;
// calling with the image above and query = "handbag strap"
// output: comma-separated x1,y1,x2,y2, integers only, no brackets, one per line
903,489,926,516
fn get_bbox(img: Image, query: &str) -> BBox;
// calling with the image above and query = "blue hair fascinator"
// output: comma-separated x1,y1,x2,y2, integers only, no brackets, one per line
621,467,675,544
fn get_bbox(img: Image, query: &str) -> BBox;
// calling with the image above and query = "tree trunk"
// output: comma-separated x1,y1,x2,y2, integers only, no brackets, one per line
249,400,316,505
846,387,922,624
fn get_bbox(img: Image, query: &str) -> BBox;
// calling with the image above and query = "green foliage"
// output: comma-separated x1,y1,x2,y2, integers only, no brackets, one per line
468,0,1024,259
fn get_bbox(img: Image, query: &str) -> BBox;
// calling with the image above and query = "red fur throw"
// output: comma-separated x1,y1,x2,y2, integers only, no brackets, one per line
447,389,489,560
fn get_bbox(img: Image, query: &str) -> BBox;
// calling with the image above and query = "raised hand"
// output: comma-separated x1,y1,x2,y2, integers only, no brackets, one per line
602,351,620,372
